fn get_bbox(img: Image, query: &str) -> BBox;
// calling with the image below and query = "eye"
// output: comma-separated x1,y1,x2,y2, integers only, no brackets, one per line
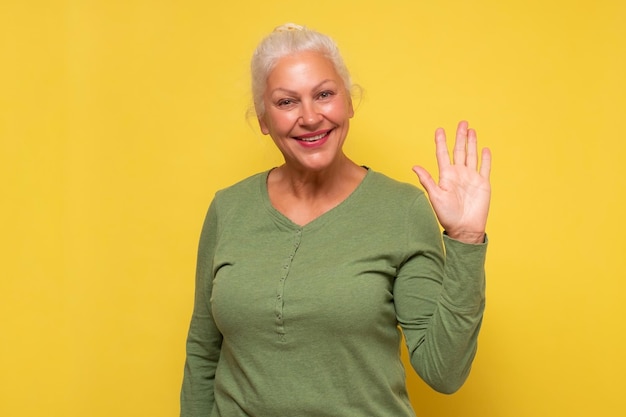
276,98,296,108
317,90,335,100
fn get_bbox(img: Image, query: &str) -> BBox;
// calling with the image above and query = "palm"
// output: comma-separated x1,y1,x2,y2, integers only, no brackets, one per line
412,121,492,244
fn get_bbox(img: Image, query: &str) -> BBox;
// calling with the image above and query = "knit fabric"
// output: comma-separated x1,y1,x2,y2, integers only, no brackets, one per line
181,169,487,417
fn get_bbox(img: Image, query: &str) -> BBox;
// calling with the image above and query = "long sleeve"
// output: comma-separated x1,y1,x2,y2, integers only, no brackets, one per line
178,170,487,416
394,193,487,394
181,200,223,416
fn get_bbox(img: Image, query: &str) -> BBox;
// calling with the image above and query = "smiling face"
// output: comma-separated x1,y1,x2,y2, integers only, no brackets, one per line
258,50,354,173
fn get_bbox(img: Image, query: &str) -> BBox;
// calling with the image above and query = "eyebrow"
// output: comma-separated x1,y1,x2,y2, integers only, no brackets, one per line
269,79,337,96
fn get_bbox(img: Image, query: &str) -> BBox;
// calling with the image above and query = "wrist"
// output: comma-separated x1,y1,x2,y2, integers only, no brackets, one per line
444,230,486,244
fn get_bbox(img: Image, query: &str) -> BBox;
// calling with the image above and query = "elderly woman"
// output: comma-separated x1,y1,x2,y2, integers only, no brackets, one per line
181,23,491,417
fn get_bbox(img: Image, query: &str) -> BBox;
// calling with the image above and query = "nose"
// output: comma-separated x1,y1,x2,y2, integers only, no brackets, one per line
298,100,323,126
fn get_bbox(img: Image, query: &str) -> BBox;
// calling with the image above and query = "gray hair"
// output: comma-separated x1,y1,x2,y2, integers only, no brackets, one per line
251,23,352,117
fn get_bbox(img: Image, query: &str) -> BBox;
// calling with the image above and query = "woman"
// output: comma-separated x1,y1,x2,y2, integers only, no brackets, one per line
181,23,491,417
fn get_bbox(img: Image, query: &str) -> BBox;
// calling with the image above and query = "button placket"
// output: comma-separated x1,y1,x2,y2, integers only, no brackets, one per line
274,228,302,340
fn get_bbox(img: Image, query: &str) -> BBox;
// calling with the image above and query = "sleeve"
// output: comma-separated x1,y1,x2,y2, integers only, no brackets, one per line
394,193,487,394
181,199,223,416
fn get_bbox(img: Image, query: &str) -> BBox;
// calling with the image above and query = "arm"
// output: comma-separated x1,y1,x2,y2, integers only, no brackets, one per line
395,195,487,394
181,200,223,416
398,121,491,393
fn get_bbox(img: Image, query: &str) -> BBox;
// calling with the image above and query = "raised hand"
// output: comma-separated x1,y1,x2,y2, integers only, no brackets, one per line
412,121,491,244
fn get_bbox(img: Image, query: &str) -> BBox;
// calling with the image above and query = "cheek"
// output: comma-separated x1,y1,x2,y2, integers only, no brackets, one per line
327,101,353,121
269,112,299,133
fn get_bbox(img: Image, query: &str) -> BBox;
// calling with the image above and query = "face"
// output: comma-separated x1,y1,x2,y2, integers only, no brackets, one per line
258,50,354,173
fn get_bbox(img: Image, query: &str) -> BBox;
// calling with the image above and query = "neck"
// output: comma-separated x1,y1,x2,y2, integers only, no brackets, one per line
266,155,367,226
272,156,364,200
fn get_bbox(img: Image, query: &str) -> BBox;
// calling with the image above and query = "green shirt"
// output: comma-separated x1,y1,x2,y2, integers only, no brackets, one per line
181,169,487,417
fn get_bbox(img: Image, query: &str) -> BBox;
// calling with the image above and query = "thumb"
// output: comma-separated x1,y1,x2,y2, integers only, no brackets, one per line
412,166,437,195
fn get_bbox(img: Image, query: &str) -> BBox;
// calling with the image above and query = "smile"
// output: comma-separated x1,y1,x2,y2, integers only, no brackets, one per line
296,130,331,142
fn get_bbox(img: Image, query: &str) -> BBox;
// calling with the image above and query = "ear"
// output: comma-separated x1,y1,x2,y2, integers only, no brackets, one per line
347,96,354,119
258,116,270,135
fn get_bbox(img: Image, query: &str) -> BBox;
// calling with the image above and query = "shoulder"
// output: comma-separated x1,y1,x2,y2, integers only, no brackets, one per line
364,170,426,205
199,171,269,240
213,171,268,204
204,171,269,226
360,170,438,228
352,170,441,249
218,170,268,195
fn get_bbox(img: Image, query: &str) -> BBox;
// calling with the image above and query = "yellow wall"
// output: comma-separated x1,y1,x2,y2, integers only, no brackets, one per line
2,1,624,416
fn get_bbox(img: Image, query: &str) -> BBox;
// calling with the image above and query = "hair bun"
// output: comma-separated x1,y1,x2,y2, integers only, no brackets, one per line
273,23,305,32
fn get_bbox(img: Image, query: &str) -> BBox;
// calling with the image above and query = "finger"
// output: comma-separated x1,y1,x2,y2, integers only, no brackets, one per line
412,165,438,196
479,147,492,179
466,128,478,171
453,120,468,165
434,127,451,172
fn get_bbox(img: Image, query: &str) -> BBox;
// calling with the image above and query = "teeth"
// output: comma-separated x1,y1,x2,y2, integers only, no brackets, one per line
299,132,327,142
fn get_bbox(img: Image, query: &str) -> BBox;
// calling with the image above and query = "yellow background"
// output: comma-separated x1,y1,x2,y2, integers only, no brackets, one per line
2,1,625,416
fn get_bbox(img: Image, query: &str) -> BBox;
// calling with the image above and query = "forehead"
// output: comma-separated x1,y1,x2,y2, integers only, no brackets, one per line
266,51,341,91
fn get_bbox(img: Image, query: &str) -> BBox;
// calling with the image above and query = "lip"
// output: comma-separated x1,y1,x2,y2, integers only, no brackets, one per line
293,129,332,148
